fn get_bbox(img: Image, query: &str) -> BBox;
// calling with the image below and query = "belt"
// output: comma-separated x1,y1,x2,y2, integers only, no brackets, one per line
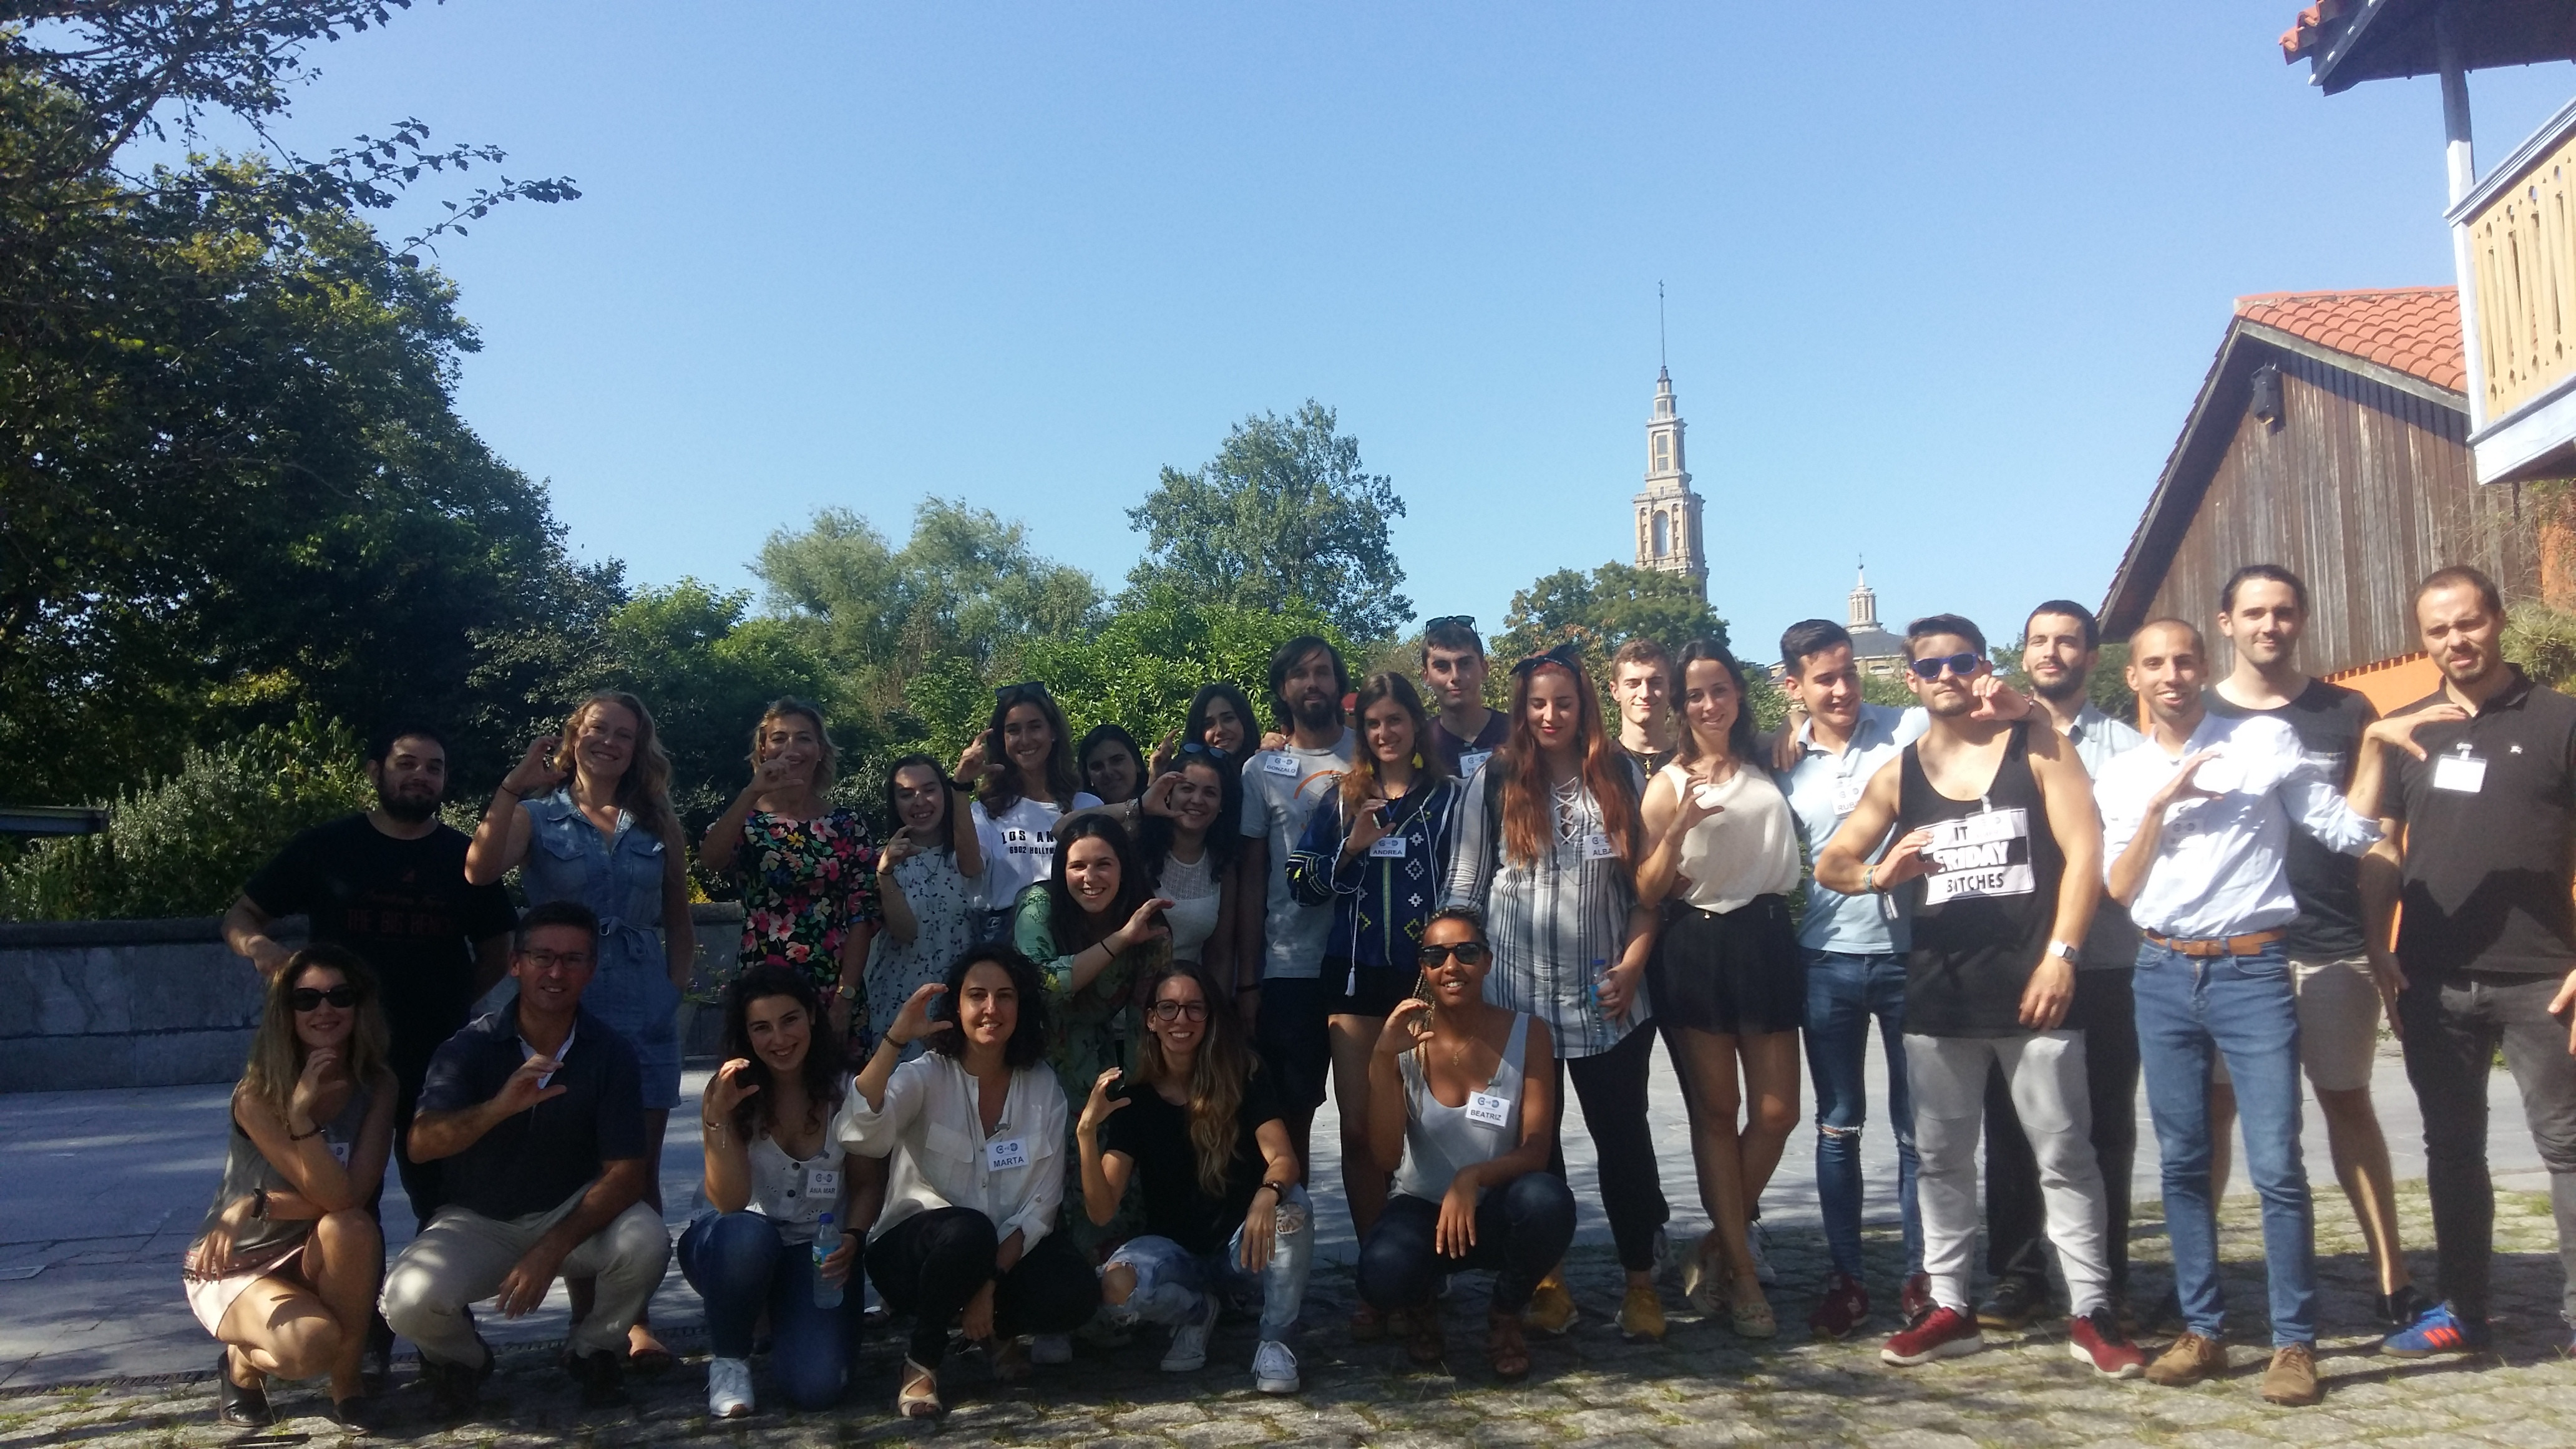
2142,927,2286,959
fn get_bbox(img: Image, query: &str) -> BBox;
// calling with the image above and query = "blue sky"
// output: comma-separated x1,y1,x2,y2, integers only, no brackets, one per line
201,2,2575,664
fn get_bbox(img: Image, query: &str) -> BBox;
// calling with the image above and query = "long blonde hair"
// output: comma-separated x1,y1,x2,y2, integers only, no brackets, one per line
1135,962,1256,1198
240,946,392,1123
550,690,678,842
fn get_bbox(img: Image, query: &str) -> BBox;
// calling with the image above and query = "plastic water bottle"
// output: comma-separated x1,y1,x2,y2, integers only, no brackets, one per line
811,1211,844,1309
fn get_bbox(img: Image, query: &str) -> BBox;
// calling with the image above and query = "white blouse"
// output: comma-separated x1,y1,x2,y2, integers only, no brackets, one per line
1661,761,1803,915
703,1094,856,1247
1159,848,1222,964
838,1053,1067,1252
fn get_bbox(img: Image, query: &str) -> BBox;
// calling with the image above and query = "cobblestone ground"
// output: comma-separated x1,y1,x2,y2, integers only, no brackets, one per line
6,1183,2570,1448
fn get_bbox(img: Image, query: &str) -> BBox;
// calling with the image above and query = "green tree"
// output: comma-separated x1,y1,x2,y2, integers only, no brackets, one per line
1491,562,1733,679
1126,401,1410,642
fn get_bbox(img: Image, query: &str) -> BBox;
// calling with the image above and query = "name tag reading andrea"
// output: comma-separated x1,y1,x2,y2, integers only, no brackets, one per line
1919,807,2036,905
985,1138,1028,1172
2433,751,2487,794
1264,753,1300,776
1580,832,1617,860
1465,1091,1513,1128
1368,834,1408,858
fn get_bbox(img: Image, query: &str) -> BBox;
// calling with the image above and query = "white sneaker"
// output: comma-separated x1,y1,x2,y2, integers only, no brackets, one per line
708,1355,754,1418
1161,1294,1219,1372
1748,1220,1778,1287
1252,1339,1300,1394
1029,1332,1073,1365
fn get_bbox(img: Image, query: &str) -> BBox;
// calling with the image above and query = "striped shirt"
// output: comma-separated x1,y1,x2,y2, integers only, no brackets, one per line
1286,776,1461,975
1438,763,1648,1060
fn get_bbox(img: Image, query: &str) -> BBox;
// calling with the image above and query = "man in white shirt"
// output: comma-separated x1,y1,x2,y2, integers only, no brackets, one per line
2095,618,2418,1407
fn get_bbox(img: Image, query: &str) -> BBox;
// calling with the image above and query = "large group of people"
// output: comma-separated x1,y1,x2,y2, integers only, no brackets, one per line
184,560,2576,1426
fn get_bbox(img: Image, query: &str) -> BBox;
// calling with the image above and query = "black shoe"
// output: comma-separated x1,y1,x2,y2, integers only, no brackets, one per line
361,1316,396,1397
2374,1284,2432,1330
565,1347,625,1408
419,1344,494,1421
324,1393,381,1433
1974,1275,2051,1331
214,1350,272,1428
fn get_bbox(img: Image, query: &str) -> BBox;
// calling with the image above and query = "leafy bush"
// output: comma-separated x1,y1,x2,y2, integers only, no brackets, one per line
2505,603,2576,693
0,713,371,921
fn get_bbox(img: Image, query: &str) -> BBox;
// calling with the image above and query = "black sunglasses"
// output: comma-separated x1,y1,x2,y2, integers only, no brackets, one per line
1416,941,1493,967
993,680,1054,704
1424,615,1477,632
1179,741,1230,762
1906,651,1984,681
1510,642,1585,677
289,985,361,1012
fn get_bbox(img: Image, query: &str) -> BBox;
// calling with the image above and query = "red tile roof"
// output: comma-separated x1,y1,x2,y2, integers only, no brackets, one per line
2233,286,2465,392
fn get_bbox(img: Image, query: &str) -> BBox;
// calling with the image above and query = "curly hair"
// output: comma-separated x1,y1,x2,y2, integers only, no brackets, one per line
549,691,678,844
717,965,849,1141
926,944,1050,1070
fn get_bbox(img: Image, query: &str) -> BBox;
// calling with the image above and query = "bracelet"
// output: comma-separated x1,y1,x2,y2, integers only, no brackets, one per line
1258,1180,1294,1196
701,1118,728,1134
287,1122,324,1141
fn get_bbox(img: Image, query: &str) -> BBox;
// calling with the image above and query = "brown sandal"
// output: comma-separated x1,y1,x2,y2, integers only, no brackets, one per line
1406,1308,1447,1367
1485,1312,1531,1380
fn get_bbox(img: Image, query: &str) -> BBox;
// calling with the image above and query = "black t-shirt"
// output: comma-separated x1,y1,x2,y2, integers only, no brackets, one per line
244,815,517,1071
1896,723,2065,1037
2207,680,2373,957
416,1007,648,1221
2388,669,2576,977
1099,1067,1284,1256
1426,711,1508,778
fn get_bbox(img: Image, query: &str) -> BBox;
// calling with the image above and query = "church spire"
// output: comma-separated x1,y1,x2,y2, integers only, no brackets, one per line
1631,359,1706,598
1848,561,1880,630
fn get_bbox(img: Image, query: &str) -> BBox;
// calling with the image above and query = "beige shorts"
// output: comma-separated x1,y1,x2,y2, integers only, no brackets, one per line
2212,953,2381,1093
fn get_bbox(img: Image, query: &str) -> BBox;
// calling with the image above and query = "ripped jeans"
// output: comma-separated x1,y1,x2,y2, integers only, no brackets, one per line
1103,1186,1312,1342
1802,949,1922,1281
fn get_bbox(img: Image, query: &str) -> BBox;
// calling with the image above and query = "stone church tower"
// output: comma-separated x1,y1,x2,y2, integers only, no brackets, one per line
1631,366,1707,598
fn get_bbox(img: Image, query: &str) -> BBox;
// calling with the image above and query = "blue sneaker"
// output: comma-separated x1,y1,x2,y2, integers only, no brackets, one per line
2382,1302,2491,1358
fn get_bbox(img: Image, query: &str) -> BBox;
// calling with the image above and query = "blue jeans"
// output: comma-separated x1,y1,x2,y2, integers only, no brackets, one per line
676,1211,864,1408
1802,949,1922,1279
2134,939,2315,1347
1103,1186,1313,1341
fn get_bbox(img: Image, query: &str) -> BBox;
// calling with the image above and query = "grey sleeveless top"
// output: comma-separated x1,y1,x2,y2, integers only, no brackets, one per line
190,1085,373,1269
1392,1013,1532,1204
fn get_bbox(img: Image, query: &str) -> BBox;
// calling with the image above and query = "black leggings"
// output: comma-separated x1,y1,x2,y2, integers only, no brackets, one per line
866,1208,1100,1367
1358,1173,1578,1315
1549,1022,1669,1272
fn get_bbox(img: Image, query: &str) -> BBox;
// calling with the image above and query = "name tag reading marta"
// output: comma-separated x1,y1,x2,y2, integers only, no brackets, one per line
1920,807,2036,906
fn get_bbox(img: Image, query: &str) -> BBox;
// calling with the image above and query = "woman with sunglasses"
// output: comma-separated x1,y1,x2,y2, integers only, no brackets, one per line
1358,909,1573,1379
1076,964,1309,1393
1079,724,1148,807
864,754,985,1061
962,683,1102,937
1437,643,1667,1341
1285,671,1457,1292
1634,638,1805,1337
186,946,398,1428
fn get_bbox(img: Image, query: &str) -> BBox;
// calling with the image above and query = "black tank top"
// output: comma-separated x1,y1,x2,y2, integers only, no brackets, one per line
1895,721,2064,1037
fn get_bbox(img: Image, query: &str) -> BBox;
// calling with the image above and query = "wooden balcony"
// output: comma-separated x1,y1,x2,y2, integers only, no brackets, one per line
2456,95,2576,484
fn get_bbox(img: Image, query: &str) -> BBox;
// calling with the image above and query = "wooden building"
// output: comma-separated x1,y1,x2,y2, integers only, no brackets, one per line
2098,286,2547,711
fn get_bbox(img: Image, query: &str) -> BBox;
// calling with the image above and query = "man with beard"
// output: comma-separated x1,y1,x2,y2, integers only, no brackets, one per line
1236,634,1358,1171
226,722,519,1375
2202,565,2425,1331
1976,602,2147,1330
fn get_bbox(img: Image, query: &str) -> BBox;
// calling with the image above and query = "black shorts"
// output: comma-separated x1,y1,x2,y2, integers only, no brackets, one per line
1649,894,1803,1037
1319,957,1417,1019
1254,975,1332,1113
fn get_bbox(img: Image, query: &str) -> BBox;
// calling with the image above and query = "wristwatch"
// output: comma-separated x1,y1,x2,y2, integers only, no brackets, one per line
2046,940,2080,964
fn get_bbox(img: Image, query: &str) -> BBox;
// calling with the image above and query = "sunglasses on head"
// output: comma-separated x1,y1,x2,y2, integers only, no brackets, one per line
1510,642,1585,678
290,985,361,1012
1424,615,1477,632
1907,652,1984,681
993,681,1052,703
1416,941,1493,967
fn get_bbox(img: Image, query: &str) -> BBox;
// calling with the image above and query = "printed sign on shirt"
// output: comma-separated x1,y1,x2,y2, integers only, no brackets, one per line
1918,807,2036,905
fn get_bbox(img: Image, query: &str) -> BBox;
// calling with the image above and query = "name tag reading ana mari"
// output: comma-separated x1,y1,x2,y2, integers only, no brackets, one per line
1920,807,2036,905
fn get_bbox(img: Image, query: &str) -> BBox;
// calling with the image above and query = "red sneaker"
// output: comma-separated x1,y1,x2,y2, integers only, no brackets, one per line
2067,1306,2145,1379
1899,1272,1935,1327
1881,1305,1984,1366
1808,1272,1870,1340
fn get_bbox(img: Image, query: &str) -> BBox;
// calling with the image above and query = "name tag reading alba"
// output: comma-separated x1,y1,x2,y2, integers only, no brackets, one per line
985,1138,1028,1172
1919,808,2036,906
1265,753,1300,776
1465,1091,1513,1128
1456,749,1493,779
1580,832,1617,860
2434,751,2488,794
1368,834,1408,858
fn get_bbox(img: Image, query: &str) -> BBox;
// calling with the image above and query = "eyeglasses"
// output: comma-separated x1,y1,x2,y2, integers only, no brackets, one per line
519,949,595,972
289,985,361,1012
1423,615,1477,632
1416,941,1493,967
1906,652,1984,681
1510,642,1585,677
1148,1000,1211,1022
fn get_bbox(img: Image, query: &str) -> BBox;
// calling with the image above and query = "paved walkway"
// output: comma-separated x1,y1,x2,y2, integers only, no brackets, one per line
1,1038,2569,1445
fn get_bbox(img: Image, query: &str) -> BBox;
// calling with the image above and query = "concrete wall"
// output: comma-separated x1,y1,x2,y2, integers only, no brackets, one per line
0,905,748,1093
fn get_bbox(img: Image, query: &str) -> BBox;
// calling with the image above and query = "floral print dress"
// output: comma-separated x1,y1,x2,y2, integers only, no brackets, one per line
730,807,883,998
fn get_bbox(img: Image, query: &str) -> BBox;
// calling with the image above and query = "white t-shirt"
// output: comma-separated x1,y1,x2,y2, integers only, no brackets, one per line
972,792,1102,912
1241,734,1357,981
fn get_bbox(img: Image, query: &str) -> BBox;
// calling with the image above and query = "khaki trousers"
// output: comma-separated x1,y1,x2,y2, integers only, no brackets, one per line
380,1189,671,1365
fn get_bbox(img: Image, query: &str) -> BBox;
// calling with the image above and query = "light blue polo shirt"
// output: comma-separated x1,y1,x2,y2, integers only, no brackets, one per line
1774,703,1926,956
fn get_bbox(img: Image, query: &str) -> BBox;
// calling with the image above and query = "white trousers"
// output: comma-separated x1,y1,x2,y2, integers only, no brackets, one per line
380,1189,672,1366
1906,1030,2112,1317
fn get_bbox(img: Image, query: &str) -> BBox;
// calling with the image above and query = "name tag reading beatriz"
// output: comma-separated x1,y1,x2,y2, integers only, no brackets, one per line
1465,1091,1512,1128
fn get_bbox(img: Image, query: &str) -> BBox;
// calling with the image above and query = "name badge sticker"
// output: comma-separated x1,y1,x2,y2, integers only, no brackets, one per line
1264,753,1299,776
985,1138,1028,1172
803,1167,841,1199
1832,775,1866,817
1580,832,1617,860
1465,1091,1512,1128
2433,750,2487,794
1368,834,1408,858
329,1140,352,1168
1456,749,1493,779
